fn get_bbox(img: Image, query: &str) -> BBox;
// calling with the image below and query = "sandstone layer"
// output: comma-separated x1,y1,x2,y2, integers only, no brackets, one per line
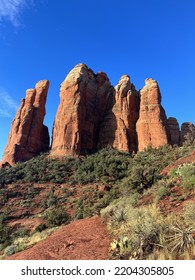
136,78,169,151
0,80,50,167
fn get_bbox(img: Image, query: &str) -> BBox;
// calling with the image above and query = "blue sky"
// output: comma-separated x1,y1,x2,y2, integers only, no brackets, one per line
0,0,195,159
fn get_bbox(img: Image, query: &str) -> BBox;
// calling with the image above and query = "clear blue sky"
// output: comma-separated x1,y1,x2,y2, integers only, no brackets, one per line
0,0,195,160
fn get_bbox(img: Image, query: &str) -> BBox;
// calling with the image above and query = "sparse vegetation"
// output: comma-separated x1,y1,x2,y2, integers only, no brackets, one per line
44,207,71,227
0,143,195,259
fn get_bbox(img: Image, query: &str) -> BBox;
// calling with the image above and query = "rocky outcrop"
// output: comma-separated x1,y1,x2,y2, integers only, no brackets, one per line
136,78,169,151
180,122,195,144
50,64,114,157
2,64,193,165
0,80,50,167
111,75,140,152
167,117,180,146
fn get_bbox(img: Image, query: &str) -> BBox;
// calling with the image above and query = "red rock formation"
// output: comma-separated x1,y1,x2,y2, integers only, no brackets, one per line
51,64,114,157
180,122,195,144
136,78,169,151
0,80,50,166
111,75,140,152
167,117,180,146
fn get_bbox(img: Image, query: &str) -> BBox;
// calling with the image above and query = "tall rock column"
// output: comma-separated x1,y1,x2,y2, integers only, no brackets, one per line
167,117,180,146
112,75,140,152
0,80,50,167
51,64,114,157
136,78,169,151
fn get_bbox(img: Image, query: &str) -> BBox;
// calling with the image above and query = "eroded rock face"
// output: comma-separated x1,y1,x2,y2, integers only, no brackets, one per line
136,78,169,151
51,64,114,157
167,117,180,146
0,80,50,166
180,122,195,144
112,75,140,152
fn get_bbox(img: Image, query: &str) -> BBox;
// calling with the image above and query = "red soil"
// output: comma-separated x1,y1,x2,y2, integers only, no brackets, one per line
7,216,111,260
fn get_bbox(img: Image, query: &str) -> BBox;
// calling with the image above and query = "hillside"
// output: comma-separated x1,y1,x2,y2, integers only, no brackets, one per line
0,143,195,260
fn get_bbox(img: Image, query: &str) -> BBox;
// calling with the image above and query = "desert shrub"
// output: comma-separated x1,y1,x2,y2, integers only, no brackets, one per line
4,244,18,256
120,165,159,193
171,163,195,190
12,227,29,239
45,189,58,207
183,202,195,226
0,222,11,247
103,200,195,259
0,189,8,204
155,186,168,200
74,198,94,219
154,179,170,200
70,148,132,185
180,164,195,190
34,223,47,232
0,208,12,223
166,224,195,255
45,207,71,227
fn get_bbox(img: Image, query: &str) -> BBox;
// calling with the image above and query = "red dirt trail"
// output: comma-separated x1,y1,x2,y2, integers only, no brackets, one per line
7,216,111,260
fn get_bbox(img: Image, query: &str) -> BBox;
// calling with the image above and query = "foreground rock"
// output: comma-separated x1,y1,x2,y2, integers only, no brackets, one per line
7,216,110,260
136,78,169,151
0,80,50,167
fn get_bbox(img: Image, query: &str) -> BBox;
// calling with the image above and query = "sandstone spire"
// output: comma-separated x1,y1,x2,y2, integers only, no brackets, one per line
167,117,180,146
110,75,140,152
50,64,114,157
136,78,169,151
0,80,50,167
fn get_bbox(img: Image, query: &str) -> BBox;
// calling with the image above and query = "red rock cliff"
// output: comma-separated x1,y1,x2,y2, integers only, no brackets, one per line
0,80,50,166
50,64,114,157
136,78,169,151
114,75,140,152
167,117,180,146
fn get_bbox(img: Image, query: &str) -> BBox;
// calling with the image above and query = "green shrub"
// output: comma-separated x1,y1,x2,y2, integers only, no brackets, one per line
166,224,195,254
34,223,47,232
183,202,195,226
4,245,18,256
12,227,29,239
45,207,71,227
0,222,11,247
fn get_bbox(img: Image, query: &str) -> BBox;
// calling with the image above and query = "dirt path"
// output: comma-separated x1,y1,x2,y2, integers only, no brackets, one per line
8,216,111,260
